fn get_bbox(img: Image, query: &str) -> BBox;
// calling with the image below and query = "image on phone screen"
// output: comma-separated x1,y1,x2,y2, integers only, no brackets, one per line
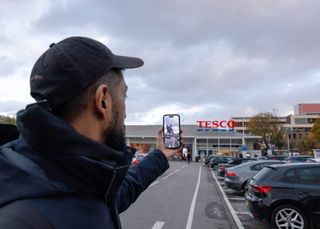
163,114,181,149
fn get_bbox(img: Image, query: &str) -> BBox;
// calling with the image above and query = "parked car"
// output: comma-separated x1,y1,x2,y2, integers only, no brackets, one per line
307,158,320,163
217,158,255,177
204,155,215,166
285,155,313,163
131,154,146,166
268,155,289,161
225,160,282,191
245,163,320,229
209,156,233,169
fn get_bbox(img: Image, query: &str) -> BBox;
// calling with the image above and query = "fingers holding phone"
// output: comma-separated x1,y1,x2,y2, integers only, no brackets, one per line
156,128,183,159
156,114,183,159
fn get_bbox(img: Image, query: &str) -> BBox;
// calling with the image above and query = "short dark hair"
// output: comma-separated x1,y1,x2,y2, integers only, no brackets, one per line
53,69,123,122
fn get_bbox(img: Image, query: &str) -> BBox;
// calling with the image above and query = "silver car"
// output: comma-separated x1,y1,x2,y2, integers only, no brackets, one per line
307,158,320,163
224,160,282,191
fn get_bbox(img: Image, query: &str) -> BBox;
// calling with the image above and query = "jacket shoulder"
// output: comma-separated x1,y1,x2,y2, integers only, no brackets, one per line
21,195,114,229
0,200,54,229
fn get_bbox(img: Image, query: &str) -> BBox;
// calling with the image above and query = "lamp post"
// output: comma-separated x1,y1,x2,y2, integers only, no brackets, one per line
286,128,292,156
241,122,246,158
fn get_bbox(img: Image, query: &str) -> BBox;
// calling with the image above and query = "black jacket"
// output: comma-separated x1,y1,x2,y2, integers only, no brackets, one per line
0,104,169,229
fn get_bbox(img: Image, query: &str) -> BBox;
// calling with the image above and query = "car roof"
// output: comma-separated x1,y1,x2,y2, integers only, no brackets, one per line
248,159,280,163
267,162,320,169
287,155,313,158
308,158,320,161
227,160,281,170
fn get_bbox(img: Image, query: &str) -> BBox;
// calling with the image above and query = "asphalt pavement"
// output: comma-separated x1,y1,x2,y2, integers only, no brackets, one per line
120,161,240,229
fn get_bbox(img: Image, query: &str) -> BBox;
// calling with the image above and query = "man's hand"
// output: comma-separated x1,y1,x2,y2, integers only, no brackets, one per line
156,128,182,159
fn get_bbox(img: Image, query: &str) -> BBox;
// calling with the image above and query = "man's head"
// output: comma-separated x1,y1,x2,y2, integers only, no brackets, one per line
29,37,143,151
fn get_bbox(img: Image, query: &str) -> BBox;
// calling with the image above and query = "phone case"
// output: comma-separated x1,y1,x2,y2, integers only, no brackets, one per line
163,114,181,149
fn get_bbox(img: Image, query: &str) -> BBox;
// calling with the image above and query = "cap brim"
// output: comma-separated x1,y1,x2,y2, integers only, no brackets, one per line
113,55,144,69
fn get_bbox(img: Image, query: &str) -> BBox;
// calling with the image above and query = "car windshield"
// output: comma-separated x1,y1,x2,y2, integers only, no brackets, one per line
253,167,275,181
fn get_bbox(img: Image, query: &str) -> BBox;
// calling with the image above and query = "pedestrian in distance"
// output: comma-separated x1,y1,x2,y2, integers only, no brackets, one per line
0,36,180,229
187,152,192,164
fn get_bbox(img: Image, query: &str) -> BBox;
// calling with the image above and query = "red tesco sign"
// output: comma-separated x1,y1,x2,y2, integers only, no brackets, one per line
197,120,237,129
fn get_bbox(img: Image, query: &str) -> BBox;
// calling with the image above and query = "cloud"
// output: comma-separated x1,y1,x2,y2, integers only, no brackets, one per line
0,0,320,123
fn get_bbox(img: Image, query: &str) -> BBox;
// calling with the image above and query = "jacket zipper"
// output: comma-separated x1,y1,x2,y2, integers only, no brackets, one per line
105,169,118,202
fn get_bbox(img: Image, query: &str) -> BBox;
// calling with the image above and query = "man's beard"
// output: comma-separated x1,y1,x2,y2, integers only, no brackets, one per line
104,108,126,152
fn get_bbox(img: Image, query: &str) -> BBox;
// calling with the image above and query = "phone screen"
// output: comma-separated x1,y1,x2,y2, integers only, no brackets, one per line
163,114,181,149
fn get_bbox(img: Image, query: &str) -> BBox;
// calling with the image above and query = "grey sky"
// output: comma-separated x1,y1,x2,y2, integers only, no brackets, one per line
0,0,319,124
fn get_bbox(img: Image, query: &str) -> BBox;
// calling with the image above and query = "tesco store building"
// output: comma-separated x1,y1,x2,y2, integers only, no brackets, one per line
126,125,262,160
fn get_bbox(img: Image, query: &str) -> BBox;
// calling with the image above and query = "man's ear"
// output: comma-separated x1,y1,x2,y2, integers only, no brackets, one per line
94,84,111,119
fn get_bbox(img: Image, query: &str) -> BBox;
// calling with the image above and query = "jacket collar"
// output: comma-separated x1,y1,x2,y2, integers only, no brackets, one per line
16,104,135,200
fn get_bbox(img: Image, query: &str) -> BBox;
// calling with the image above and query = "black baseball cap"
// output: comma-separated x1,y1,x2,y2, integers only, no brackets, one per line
30,36,143,109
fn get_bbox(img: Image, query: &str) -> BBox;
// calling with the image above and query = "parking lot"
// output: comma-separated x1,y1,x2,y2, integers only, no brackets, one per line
210,167,270,229
121,161,275,229
121,158,320,229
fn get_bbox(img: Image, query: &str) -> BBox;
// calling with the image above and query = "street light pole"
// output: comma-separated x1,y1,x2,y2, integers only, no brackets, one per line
287,133,290,155
286,128,292,155
242,122,246,158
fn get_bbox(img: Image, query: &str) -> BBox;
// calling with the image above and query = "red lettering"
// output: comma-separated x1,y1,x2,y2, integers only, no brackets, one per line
212,121,219,128
197,120,238,129
197,120,204,128
227,120,236,128
219,120,227,128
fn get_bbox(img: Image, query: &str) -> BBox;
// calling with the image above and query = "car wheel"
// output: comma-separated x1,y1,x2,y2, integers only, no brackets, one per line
271,204,309,229
242,180,248,192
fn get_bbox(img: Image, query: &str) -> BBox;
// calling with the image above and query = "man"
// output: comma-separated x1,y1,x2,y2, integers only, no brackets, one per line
0,37,177,229
187,152,192,164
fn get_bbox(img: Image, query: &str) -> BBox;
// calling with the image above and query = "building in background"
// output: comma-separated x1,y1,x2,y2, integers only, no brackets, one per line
294,103,320,115
126,125,262,160
232,103,320,151
232,116,287,134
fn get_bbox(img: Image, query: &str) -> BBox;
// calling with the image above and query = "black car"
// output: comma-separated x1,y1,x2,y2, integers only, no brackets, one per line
285,155,313,163
209,156,233,169
217,158,254,177
245,163,320,229
204,155,215,166
268,155,289,161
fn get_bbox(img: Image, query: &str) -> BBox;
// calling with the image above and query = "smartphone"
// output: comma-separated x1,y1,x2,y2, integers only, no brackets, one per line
163,114,181,149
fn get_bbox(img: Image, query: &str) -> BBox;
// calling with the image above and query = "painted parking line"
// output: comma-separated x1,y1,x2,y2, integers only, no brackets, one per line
151,221,165,229
223,189,238,193
149,181,159,188
211,170,244,229
151,164,187,186
185,166,201,229
236,212,253,218
163,173,174,180
161,164,188,181
228,198,245,201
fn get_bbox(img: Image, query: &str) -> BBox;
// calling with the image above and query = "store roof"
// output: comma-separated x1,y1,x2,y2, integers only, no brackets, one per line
126,125,261,139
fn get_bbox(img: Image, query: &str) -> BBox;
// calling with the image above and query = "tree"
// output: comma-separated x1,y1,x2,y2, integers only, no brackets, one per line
0,115,16,125
247,112,285,155
271,128,286,152
311,118,320,147
296,133,317,154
